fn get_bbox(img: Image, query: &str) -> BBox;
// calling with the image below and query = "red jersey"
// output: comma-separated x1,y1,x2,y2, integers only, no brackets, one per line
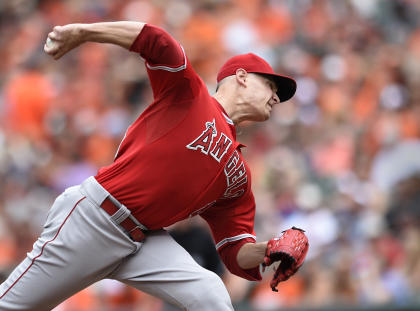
95,25,260,280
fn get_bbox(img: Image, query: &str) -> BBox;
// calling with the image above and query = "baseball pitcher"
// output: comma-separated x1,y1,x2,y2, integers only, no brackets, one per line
0,21,309,310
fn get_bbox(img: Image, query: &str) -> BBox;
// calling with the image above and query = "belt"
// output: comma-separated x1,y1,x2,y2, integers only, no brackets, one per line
100,197,147,242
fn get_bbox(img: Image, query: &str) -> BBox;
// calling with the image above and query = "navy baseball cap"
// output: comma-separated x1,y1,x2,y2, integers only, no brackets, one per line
217,53,296,102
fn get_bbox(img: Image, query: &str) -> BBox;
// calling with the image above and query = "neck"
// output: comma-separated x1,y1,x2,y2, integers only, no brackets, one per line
213,91,248,125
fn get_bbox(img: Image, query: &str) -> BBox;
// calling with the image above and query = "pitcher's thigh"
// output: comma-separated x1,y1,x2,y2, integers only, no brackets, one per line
0,188,133,311
111,230,234,311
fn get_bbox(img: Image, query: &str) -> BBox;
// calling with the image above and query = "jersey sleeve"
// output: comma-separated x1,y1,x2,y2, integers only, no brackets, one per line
129,24,189,98
201,190,262,281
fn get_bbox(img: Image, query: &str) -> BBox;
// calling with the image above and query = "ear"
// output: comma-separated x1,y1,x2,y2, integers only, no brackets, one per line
235,68,248,87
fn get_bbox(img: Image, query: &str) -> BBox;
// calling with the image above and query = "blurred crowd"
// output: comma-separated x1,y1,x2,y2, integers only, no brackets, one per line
1,0,420,310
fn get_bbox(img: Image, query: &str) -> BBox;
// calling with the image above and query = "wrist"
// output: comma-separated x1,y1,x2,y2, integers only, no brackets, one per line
237,242,267,269
77,23,92,43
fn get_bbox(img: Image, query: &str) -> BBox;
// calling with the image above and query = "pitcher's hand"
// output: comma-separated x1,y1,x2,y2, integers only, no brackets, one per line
44,24,85,60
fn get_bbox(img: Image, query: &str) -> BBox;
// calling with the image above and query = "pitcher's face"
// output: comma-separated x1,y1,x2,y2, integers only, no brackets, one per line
243,73,280,121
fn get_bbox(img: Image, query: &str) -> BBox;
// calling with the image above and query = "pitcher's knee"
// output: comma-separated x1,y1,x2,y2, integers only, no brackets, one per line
184,270,233,311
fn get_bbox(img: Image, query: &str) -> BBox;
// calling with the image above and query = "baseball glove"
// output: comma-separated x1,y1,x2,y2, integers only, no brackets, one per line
263,227,309,292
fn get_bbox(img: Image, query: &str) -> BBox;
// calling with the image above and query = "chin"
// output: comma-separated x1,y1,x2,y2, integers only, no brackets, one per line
251,107,270,122
263,109,271,121
256,114,270,122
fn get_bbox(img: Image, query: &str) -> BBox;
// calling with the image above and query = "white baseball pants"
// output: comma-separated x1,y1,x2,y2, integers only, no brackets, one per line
0,177,233,311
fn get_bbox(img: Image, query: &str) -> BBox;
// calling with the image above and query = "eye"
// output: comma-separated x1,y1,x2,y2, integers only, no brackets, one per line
267,80,277,93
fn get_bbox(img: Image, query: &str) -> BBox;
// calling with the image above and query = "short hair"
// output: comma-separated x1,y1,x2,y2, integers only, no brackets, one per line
215,75,233,92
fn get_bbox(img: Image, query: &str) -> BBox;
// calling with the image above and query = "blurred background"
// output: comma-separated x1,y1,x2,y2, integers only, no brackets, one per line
1,0,420,310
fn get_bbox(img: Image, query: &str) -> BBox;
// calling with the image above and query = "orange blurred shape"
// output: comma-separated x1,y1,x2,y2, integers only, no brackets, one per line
301,1,330,41
78,44,107,76
181,12,222,81
182,12,221,48
54,287,98,311
107,286,163,311
251,274,305,308
0,237,17,269
39,0,71,26
84,134,118,167
312,135,354,176
256,5,294,44
107,285,138,306
318,84,349,117
4,71,53,139
352,81,379,123
399,110,420,139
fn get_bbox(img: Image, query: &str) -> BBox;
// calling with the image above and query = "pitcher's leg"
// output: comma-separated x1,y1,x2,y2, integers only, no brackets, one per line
0,186,137,311
111,230,234,311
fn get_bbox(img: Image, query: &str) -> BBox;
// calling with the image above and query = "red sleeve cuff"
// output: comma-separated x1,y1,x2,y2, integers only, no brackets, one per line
217,238,262,281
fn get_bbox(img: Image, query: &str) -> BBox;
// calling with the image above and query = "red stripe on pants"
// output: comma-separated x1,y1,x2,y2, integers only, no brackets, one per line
0,196,86,299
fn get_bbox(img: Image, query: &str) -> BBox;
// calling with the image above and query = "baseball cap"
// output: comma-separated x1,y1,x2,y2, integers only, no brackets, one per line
217,53,296,102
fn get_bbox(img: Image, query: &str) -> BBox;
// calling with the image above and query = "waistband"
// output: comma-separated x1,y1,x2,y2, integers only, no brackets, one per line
80,176,148,231
81,176,110,207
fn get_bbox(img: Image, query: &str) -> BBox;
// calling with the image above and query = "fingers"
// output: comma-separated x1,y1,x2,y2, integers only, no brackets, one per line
44,45,65,60
44,26,64,59
50,26,63,39
43,40,60,59
48,32,58,41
